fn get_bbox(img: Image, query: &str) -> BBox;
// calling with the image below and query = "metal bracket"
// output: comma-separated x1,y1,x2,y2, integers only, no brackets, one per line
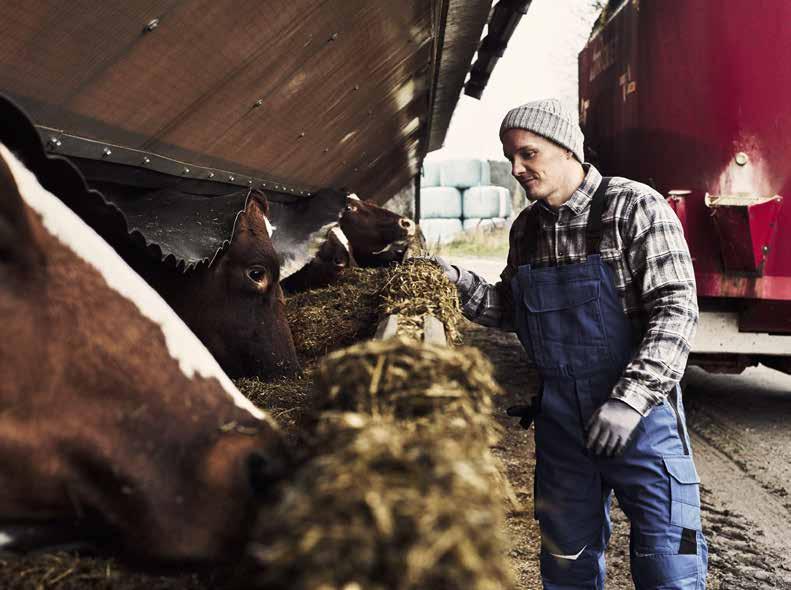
36,125,315,197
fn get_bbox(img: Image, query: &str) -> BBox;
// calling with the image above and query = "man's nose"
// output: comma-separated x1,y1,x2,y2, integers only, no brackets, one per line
512,160,524,176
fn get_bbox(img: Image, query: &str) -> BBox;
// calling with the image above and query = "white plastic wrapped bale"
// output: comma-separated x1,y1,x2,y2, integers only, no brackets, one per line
420,186,463,219
462,217,507,232
420,160,442,187
419,218,464,245
463,186,512,219
439,159,491,189
488,159,526,213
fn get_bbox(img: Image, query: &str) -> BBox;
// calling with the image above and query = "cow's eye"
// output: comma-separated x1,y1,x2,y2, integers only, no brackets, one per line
345,204,358,213
247,268,268,284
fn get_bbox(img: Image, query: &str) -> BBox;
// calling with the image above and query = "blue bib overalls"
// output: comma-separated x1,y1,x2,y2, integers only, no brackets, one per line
511,179,708,589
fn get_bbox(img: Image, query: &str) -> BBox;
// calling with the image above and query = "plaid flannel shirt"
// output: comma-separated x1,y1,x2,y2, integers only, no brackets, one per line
455,164,698,415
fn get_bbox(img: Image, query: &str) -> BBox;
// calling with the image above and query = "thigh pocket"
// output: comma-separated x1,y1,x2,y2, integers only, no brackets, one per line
663,456,702,531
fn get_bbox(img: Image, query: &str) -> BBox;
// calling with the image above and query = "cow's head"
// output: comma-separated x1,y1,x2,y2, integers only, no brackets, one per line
0,144,289,564
339,194,415,267
187,191,300,378
279,226,356,294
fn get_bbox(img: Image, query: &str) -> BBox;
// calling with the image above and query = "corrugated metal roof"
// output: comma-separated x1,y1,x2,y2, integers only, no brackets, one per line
427,0,494,153
0,0,492,203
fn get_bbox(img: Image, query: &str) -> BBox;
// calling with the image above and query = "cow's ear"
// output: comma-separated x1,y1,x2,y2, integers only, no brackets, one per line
245,190,270,218
0,149,42,273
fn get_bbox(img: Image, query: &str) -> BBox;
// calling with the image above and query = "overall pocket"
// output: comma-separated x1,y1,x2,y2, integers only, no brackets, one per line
524,279,606,344
663,456,702,531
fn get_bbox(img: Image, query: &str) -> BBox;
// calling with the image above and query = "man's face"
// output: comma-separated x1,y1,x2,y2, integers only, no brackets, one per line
502,129,572,201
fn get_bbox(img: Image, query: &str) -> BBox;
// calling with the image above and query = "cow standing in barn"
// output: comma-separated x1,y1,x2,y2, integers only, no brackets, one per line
136,191,301,378
0,143,288,564
281,194,418,293
53,182,302,379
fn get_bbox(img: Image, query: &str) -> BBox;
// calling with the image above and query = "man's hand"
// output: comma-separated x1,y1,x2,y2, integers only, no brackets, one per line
585,399,643,456
426,255,460,283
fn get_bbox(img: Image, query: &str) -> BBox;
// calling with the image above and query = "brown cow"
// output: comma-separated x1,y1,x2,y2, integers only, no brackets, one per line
340,194,416,267
69,187,301,379
0,143,288,564
281,195,416,292
137,191,300,378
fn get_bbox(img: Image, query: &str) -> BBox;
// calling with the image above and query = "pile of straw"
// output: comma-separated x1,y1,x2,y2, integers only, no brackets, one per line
312,337,502,447
284,258,462,359
284,268,384,359
0,551,216,589
246,412,514,590
235,364,318,443
380,258,462,342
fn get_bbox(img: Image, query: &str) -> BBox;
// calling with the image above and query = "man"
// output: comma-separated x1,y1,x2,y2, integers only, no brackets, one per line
434,99,708,589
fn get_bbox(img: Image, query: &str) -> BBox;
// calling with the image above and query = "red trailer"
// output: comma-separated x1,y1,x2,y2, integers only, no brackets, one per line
579,0,791,374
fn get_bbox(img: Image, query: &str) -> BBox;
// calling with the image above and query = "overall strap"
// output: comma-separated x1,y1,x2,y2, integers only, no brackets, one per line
523,176,611,261
524,203,540,262
585,176,611,255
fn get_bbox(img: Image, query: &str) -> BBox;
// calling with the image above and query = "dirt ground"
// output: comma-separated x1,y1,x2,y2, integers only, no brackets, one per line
460,318,791,589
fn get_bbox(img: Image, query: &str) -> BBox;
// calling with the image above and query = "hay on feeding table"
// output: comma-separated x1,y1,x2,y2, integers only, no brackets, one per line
285,267,385,360
285,258,463,358
0,551,216,590
313,337,502,447
380,258,463,342
234,363,318,444
245,412,514,590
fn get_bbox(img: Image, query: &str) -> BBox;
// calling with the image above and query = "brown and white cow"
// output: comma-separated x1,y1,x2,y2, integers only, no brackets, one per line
0,143,288,564
281,195,416,292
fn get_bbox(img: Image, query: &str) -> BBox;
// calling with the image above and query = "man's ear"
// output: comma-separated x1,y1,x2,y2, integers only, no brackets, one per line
0,147,43,274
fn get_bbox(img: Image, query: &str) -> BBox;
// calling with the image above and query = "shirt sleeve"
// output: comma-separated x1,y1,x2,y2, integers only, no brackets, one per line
611,190,699,416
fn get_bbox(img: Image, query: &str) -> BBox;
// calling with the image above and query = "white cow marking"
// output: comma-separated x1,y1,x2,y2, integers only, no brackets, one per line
0,532,13,548
264,215,275,238
329,226,351,255
1,144,265,420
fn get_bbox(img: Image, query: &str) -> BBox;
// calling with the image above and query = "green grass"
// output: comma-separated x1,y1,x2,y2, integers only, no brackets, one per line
430,224,510,258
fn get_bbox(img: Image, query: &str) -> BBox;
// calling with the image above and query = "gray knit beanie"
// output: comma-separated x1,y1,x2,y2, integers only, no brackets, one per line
499,98,585,162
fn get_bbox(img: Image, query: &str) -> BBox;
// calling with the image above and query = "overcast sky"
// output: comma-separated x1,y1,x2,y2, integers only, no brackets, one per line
428,0,602,161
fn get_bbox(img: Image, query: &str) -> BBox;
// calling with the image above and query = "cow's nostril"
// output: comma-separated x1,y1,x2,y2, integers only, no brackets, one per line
399,218,416,235
247,450,288,498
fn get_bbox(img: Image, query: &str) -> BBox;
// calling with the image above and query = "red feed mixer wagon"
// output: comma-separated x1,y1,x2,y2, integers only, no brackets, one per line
579,0,791,375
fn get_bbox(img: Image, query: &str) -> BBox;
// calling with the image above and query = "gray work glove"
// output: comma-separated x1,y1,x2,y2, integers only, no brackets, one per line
426,255,460,284
585,399,643,457
506,404,538,430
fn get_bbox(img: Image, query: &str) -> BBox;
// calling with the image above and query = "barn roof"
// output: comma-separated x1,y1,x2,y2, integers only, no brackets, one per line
0,0,496,203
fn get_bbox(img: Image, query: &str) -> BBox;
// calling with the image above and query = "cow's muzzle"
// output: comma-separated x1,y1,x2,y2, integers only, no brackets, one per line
399,217,416,237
